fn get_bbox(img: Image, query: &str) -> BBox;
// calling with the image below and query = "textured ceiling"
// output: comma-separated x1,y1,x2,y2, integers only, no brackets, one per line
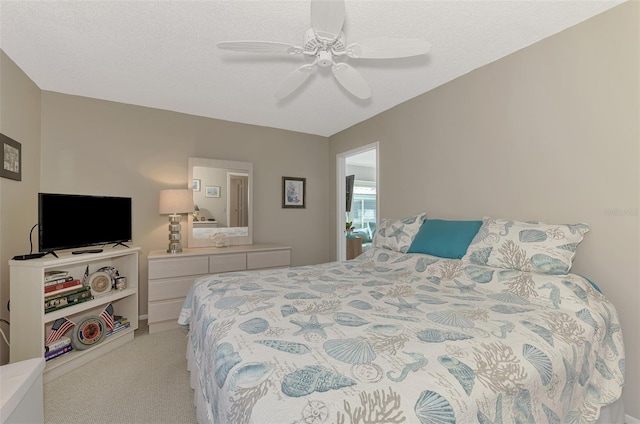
0,1,623,137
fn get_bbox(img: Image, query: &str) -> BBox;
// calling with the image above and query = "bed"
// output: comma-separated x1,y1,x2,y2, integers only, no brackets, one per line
178,216,625,424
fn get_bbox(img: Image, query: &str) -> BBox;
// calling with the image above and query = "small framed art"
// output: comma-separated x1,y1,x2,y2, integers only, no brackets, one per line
192,179,201,191
282,177,306,209
1,133,21,181
205,186,221,198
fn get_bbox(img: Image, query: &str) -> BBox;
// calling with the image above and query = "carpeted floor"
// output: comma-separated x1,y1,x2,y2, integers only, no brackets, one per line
44,323,197,424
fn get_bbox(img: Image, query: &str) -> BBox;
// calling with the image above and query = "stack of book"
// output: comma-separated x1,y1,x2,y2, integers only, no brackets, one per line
44,270,94,312
106,315,131,337
44,281,93,313
45,336,73,361
45,274,81,295
45,270,71,284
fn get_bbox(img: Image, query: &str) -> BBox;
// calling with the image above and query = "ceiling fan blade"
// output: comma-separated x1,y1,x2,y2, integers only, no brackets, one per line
346,38,431,59
310,0,345,41
275,64,317,99
331,63,371,100
217,41,302,55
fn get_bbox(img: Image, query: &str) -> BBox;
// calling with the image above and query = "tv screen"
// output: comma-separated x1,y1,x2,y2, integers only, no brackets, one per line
39,193,132,252
346,175,355,213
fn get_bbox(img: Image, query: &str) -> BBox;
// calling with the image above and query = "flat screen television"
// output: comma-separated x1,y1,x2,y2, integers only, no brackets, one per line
38,193,132,252
346,175,355,213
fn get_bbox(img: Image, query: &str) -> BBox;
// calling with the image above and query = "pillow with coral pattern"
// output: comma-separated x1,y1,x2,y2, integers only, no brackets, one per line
373,213,426,253
461,217,589,275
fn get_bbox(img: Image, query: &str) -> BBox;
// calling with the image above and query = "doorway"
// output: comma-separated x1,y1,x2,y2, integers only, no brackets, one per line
228,173,248,227
336,143,378,261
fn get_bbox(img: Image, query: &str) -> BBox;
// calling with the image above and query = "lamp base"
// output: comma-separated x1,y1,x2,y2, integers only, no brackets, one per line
167,214,183,254
167,242,183,254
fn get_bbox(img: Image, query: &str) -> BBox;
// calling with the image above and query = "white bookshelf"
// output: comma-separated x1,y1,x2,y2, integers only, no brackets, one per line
9,247,139,382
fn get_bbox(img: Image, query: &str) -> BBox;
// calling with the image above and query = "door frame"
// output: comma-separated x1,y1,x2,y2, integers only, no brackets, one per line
336,142,379,261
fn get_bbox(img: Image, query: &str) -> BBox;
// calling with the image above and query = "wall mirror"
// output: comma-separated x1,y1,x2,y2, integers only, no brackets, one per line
187,158,253,247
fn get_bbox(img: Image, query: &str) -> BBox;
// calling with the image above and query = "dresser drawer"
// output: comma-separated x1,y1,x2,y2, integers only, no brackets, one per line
148,275,205,302
209,253,247,273
247,249,291,269
148,256,209,279
148,298,185,323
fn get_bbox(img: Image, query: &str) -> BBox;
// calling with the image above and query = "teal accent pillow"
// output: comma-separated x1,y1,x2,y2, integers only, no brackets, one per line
408,219,483,259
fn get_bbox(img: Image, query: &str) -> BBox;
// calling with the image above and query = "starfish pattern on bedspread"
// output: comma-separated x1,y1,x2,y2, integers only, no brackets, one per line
448,279,480,294
384,297,422,314
290,315,333,338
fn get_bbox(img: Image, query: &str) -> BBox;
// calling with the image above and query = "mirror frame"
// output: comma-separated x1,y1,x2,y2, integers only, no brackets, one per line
187,157,253,247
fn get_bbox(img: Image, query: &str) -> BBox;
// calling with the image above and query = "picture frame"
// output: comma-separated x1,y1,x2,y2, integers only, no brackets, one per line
1,133,21,181
282,176,306,209
192,179,201,191
205,186,221,198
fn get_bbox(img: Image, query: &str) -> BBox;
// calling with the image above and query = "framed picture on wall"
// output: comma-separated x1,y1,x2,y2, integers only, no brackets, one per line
205,186,220,198
192,179,201,191
1,133,21,181
282,176,306,209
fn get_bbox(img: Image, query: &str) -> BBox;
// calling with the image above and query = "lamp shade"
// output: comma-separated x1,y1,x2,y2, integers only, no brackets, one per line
159,189,194,215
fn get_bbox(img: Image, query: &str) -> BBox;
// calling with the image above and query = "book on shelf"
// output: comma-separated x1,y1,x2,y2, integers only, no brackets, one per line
45,344,73,361
44,276,75,288
113,317,129,328
106,321,131,337
45,288,93,313
45,336,71,353
44,280,83,296
44,270,69,283
45,296,94,313
45,285,89,301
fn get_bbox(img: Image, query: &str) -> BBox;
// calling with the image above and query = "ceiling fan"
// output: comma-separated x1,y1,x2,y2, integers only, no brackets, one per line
217,0,431,100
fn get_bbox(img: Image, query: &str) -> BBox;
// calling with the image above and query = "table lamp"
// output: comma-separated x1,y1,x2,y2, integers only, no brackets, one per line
159,189,194,253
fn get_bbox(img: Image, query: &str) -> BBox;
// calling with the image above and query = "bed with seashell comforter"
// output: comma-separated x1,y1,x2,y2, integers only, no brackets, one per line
178,247,625,424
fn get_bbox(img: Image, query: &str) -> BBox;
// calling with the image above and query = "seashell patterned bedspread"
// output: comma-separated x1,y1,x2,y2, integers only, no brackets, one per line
178,248,624,424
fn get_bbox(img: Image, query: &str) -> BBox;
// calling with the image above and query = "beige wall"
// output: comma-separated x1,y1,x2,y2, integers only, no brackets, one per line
0,50,42,364
330,2,639,418
39,92,331,318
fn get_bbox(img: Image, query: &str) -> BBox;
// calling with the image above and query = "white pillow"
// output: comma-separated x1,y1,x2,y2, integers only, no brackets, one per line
462,217,589,275
373,213,426,253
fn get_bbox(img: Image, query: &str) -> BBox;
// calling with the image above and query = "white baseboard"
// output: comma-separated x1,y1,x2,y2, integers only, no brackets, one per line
138,314,148,321
627,414,640,424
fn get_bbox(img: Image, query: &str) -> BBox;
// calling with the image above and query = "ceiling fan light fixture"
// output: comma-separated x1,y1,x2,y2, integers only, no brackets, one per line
317,51,333,67
217,0,430,99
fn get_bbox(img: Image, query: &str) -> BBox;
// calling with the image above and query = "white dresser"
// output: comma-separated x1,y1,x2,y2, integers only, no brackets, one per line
147,244,291,333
